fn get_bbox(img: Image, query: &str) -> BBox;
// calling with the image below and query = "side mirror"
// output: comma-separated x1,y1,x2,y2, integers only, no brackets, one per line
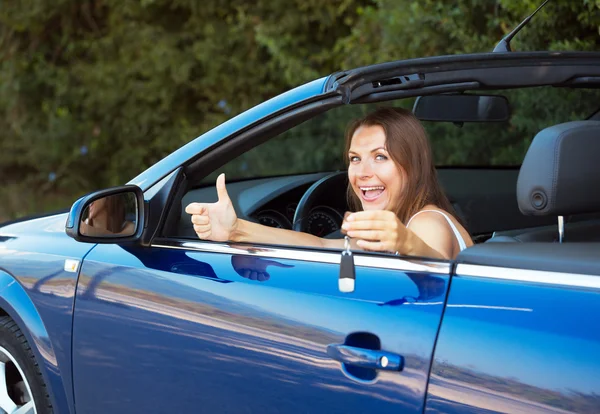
413,94,511,122
65,185,145,243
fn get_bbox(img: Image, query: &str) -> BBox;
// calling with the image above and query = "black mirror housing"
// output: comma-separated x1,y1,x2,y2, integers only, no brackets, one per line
65,185,145,243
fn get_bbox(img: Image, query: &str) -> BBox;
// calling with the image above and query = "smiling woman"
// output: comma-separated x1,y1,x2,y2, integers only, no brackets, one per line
185,107,473,260
346,108,456,223
342,108,473,258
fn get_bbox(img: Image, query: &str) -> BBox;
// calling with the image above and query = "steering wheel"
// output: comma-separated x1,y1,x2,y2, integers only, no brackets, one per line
292,171,348,234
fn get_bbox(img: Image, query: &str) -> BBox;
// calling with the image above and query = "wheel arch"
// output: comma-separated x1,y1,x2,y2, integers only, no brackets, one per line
0,269,70,414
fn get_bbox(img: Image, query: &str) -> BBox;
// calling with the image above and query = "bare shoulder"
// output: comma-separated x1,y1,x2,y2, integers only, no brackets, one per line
119,221,136,235
407,208,456,258
408,206,473,248
408,211,454,235
407,207,453,230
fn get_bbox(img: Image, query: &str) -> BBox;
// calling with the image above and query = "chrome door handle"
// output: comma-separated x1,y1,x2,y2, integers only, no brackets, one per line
326,344,404,371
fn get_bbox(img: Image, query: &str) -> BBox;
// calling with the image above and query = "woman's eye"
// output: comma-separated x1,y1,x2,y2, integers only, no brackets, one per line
349,156,360,163
375,154,388,161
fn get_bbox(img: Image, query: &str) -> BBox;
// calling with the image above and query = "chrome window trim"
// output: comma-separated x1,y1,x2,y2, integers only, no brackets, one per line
456,263,600,290
152,240,450,274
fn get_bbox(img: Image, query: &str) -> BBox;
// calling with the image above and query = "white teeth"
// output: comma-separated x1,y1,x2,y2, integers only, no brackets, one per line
360,186,385,191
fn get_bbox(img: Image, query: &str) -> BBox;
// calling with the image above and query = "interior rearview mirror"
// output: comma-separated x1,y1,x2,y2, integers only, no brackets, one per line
413,94,510,122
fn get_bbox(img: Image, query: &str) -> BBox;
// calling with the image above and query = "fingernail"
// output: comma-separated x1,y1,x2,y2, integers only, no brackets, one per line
341,223,348,230
346,215,354,221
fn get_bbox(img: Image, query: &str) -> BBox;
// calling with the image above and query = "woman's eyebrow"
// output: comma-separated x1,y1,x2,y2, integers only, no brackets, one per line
348,146,387,154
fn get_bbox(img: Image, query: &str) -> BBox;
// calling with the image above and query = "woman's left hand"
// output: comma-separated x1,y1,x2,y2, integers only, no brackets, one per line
341,210,407,253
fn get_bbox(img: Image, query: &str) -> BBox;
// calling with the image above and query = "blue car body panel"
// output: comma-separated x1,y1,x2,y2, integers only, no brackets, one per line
0,214,97,414
71,243,449,413
425,274,600,414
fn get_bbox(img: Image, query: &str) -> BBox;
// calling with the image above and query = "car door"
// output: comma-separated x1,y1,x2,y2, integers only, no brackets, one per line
71,236,451,413
426,243,600,414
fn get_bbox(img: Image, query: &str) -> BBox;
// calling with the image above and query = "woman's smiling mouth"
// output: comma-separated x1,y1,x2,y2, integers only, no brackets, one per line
359,186,385,201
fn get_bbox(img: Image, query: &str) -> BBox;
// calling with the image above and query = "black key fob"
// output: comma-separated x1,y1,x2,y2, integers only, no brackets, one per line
339,236,355,293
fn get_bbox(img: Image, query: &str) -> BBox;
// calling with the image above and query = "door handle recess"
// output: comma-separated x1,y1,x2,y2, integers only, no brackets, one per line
326,344,404,371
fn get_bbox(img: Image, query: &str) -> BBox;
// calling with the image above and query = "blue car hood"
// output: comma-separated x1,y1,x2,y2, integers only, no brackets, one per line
0,213,70,238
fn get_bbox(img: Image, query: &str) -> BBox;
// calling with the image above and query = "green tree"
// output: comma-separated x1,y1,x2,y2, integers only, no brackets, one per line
0,0,599,220
0,0,365,219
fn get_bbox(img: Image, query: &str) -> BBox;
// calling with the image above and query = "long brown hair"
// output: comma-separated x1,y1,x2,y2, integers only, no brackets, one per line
344,107,460,225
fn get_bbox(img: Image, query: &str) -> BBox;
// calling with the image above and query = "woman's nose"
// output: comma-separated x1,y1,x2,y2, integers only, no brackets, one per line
358,160,373,177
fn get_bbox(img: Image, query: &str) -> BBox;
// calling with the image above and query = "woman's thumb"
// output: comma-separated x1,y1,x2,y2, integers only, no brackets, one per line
216,173,230,202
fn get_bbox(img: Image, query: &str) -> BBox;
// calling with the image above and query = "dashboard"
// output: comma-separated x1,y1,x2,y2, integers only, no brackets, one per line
253,195,345,237
246,176,347,236
178,172,348,238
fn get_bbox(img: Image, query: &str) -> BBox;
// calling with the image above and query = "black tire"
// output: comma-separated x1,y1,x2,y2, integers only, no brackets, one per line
0,316,53,414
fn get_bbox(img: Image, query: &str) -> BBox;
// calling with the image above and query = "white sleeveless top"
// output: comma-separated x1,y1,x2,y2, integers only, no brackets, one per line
407,209,468,252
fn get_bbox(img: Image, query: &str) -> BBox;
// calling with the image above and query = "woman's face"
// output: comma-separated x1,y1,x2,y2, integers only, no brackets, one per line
348,125,405,211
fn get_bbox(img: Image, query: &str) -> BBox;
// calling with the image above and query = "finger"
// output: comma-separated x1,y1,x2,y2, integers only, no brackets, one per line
342,220,389,231
263,260,294,268
242,269,251,278
216,173,231,203
341,212,352,235
194,230,212,239
185,203,206,215
346,210,394,222
257,272,269,282
191,215,209,225
193,224,211,233
249,271,258,280
356,239,390,252
346,230,386,241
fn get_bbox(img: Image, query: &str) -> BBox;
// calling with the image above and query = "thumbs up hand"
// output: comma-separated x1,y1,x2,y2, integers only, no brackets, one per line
185,173,238,242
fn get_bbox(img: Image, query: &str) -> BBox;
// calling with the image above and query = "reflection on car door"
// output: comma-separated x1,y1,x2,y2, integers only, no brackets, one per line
426,244,600,414
71,239,451,414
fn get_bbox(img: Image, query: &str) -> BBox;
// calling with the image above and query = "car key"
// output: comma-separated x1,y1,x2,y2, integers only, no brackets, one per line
339,236,355,293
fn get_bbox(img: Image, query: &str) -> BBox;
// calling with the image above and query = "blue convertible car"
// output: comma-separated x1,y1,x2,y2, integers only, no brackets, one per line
1,47,600,413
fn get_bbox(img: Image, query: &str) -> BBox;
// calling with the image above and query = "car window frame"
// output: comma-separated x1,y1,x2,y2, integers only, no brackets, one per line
148,95,452,264
151,237,453,276
152,94,346,250
143,54,600,258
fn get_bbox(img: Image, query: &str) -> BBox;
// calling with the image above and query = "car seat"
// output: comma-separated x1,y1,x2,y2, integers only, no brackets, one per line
487,120,600,243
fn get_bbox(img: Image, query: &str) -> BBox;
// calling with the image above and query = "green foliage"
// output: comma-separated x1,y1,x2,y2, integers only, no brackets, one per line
0,0,364,219
0,0,599,220
206,104,372,183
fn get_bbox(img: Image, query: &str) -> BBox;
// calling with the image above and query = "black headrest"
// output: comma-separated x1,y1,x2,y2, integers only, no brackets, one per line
517,121,600,216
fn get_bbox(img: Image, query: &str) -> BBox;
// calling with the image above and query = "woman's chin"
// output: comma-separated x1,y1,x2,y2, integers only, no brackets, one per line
360,199,388,211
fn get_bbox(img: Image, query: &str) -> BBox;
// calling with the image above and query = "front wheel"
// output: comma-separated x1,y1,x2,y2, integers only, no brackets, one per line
0,316,52,414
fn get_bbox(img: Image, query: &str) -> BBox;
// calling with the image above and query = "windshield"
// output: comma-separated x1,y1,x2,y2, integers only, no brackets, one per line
202,86,600,183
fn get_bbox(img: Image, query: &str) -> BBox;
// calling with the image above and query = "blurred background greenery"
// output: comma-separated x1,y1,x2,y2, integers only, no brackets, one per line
1,0,599,221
